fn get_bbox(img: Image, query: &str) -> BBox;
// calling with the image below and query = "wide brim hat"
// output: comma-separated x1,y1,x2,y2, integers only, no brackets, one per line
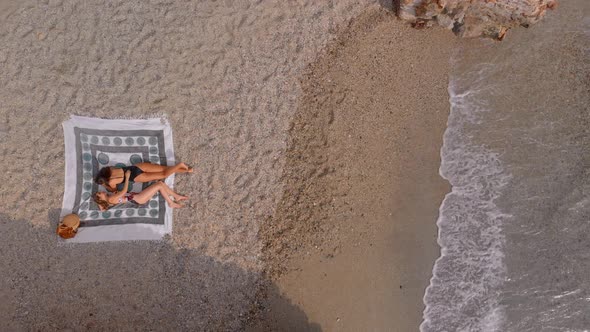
62,214,80,229
57,214,80,239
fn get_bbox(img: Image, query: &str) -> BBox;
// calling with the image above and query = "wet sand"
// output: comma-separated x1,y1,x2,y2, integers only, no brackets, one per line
256,9,456,331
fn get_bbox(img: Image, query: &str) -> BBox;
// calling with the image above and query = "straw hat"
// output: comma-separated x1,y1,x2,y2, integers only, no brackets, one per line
57,214,80,239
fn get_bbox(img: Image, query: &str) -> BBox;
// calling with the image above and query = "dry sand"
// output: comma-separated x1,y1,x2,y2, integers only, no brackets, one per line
0,0,372,329
0,0,456,330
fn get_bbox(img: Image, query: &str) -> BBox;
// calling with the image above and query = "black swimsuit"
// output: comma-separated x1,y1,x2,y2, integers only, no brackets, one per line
120,166,144,182
115,166,144,192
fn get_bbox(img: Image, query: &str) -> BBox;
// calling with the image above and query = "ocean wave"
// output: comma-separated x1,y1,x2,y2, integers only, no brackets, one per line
421,0,589,330
420,76,511,332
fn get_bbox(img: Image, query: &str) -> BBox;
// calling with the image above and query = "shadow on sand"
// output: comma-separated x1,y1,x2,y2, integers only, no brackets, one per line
0,210,320,331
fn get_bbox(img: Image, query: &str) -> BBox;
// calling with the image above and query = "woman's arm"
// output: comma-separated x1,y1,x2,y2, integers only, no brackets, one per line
107,170,131,204
104,183,116,192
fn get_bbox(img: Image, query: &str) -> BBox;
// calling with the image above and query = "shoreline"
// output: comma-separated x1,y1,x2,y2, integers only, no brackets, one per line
256,8,457,330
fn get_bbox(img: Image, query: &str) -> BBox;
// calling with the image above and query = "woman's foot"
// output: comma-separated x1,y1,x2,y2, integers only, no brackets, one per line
178,162,194,173
169,201,184,208
169,194,189,202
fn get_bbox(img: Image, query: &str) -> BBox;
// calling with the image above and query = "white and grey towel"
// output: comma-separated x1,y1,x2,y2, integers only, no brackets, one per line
61,115,175,243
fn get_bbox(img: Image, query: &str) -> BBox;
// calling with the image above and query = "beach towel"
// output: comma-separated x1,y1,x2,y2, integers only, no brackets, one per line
61,116,175,243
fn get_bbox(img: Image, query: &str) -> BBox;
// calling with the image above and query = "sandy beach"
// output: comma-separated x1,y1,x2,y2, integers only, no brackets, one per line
1,1,455,330
255,9,456,331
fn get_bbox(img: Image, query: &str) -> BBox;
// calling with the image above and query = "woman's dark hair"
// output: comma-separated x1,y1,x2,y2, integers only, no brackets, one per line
94,167,112,186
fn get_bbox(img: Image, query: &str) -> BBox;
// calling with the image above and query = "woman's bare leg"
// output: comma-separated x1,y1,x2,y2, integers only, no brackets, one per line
136,162,192,173
131,182,183,208
159,183,189,201
135,163,168,172
134,163,188,182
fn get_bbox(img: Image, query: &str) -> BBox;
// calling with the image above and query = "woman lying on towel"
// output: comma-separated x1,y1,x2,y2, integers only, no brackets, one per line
95,162,192,192
93,170,188,210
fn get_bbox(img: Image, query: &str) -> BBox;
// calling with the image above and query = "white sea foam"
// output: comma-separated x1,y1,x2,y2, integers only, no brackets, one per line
420,76,511,332
422,1,589,330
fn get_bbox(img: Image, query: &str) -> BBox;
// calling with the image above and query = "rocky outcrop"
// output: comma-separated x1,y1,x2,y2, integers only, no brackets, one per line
398,0,558,39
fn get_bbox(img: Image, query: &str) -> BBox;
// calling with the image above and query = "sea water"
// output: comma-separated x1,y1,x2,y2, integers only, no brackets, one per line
421,1,590,331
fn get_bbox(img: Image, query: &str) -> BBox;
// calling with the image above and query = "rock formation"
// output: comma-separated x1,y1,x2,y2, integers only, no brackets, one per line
397,0,558,39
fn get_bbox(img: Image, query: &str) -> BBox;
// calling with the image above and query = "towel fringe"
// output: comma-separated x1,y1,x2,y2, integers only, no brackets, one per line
68,113,170,125
56,237,168,246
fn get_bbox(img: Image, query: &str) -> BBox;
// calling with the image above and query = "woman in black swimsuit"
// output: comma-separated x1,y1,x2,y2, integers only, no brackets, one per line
94,162,193,192
94,170,188,210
